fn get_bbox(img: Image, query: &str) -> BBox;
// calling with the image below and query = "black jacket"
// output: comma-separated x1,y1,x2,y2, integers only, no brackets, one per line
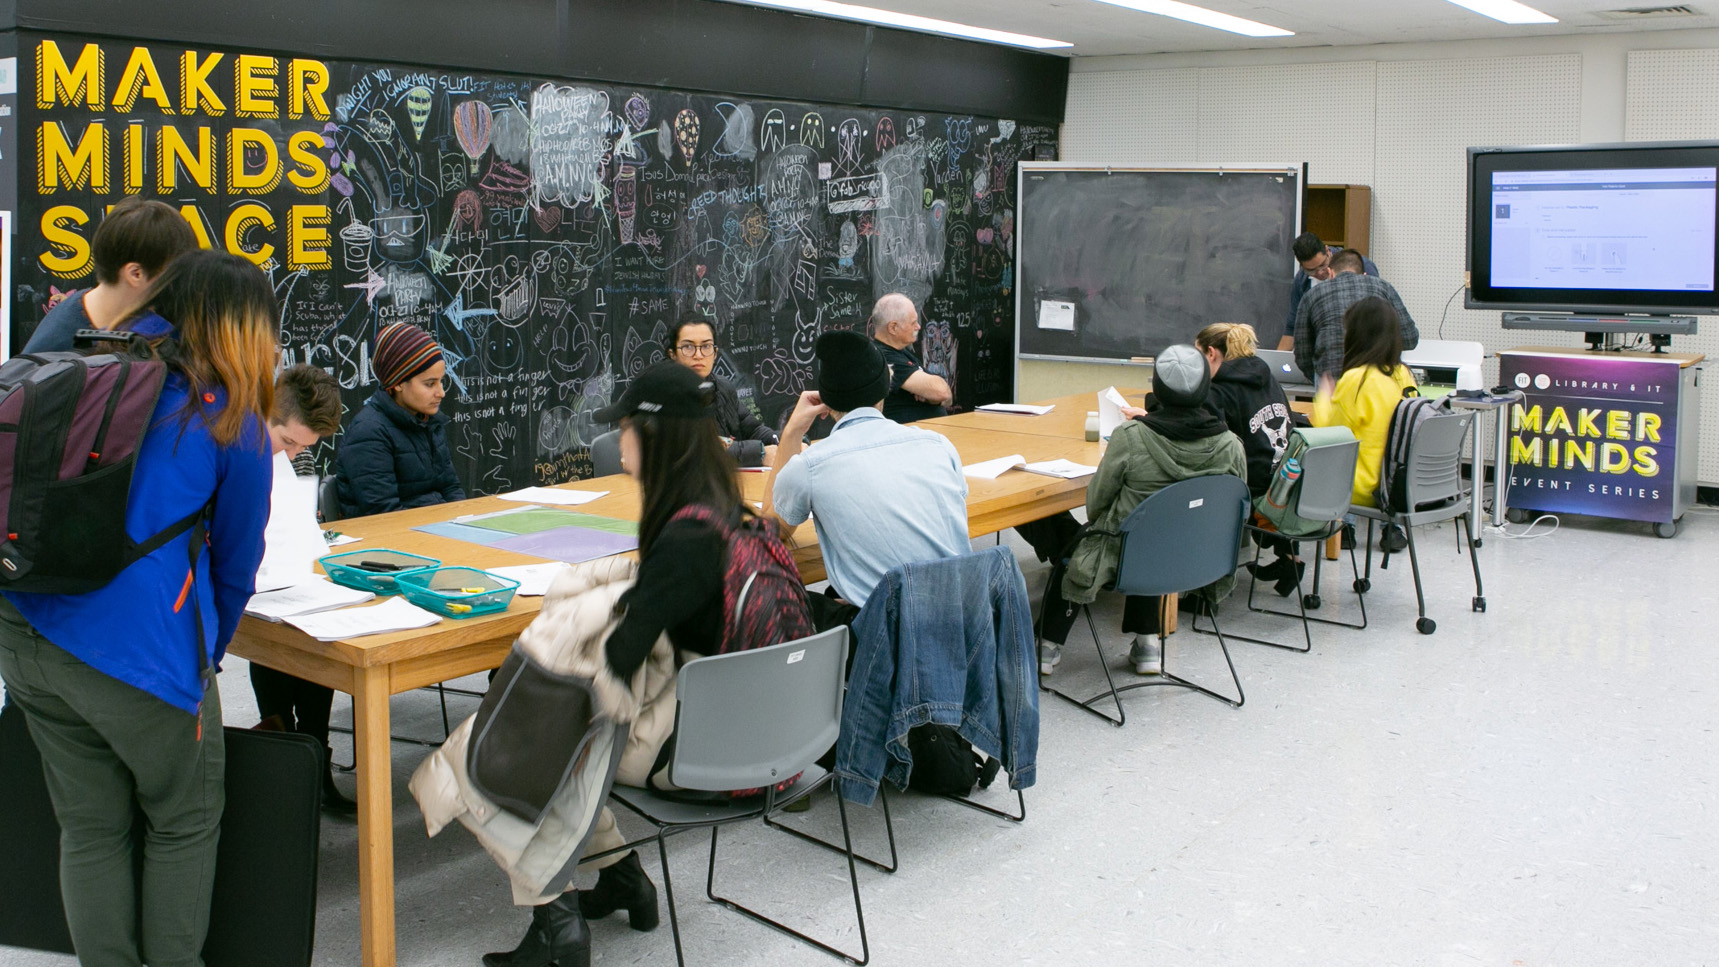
711,376,778,467
1206,356,1296,497
335,390,466,517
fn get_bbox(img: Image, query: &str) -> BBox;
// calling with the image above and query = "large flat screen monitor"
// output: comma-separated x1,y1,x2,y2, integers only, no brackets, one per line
1467,141,1719,315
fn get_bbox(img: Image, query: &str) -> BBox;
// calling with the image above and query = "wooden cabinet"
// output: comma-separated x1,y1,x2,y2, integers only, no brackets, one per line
1304,184,1371,256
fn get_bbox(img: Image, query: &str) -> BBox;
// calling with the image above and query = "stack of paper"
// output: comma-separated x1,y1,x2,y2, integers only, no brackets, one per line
964,454,1030,480
976,403,1056,416
963,455,1099,481
284,598,443,642
1097,386,1132,440
485,562,572,597
246,580,376,622
254,454,328,592
495,486,609,506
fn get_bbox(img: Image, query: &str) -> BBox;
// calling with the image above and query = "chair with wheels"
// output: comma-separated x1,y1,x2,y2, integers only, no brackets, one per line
588,627,869,966
1041,474,1252,726
1350,411,1485,635
591,428,623,477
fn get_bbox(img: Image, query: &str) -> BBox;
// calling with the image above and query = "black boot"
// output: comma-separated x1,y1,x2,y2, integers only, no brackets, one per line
1272,559,1306,598
578,850,659,932
322,767,358,817
482,891,589,967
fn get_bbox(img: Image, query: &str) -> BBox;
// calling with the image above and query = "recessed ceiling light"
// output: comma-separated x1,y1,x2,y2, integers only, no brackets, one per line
721,1,1074,49
1088,0,1294,37
1444,0,1559,24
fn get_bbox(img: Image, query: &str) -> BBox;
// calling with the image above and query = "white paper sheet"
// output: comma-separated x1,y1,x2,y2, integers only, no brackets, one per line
254,455,329,592
1037,300,1076,331
246,579,375,621
485,562,572,597
1020,458,1098,479
1097,386,1131,441
284,597,443,641
975,403,1055,416
495,486,609,506
963,454,1027,480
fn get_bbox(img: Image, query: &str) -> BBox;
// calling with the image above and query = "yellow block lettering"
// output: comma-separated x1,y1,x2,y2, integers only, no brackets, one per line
1511,404,1542,434
1636,412,1661,443
158,126,216,192
1563,440,1594,472
180,51,226,116
178,205,216,250
1544,407,1574,436
225,203,276,266
113,46,175,113
286,130,330,192
1510,436,1542,467
228,128,281,193
1576,408,1600,438
40,206,93,278
37,40,104,110
1634,446,1659,477
235,54,278,119
1605,410,1630,440
1600,443,1630,474
288,205,332,270
123,123,146,194
38,122,108,192
289,60,331,120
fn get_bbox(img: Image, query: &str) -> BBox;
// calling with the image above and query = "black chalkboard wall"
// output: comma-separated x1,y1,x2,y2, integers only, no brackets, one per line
18,35,1057,491
1016,166,1300,362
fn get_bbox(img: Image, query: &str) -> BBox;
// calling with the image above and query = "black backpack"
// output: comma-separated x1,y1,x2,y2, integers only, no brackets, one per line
1375,390,1454,515
0,331,208,594
905,724,1000,796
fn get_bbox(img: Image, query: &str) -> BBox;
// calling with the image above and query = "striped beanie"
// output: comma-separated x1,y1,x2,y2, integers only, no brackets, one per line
372,323,442,389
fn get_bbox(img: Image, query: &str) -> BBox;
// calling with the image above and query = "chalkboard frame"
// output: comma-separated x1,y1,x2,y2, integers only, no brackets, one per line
1013,163,1303,383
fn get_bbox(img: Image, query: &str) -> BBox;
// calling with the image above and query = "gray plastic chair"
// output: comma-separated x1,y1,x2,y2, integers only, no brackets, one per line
1196,428,1365,652
1041,474,1251,726
591,428,623,477
317,475,342,524
593,627,868,966
1350,410,1485,635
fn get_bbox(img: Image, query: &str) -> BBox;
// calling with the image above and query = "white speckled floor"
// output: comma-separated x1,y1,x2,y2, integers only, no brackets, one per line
5,509,1718,967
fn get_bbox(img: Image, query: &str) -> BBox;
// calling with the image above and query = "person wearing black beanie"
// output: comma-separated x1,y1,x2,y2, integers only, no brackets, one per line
763,329,970,619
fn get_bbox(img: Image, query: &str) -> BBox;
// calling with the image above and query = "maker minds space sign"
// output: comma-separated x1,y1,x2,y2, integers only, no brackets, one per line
32,39,335,279
1502,352,1679,523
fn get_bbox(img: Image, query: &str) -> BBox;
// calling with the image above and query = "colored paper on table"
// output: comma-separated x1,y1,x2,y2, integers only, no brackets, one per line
490,525,639,564
457,506,639,537
495,486,609,506
412,521,515,544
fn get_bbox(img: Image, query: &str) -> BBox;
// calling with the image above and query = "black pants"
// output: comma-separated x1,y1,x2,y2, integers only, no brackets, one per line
1014,511,1083,563
1037,557,1162,646
250,665,335,758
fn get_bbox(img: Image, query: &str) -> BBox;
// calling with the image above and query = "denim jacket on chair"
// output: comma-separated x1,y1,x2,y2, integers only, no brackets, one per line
835,545,1039,806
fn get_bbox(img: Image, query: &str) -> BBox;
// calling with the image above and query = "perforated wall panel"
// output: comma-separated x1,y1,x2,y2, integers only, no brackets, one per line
1628,48,1719,483
1061,68,1199,164
1197,62,1377,185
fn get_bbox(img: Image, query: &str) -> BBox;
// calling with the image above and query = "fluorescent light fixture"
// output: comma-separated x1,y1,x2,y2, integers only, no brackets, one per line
1444,0,1558,24
724,0,1074,48
1088,0,1293,38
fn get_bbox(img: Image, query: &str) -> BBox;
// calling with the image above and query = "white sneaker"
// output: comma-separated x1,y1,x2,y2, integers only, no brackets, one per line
1127,635,1162,676
1039,644,1062,676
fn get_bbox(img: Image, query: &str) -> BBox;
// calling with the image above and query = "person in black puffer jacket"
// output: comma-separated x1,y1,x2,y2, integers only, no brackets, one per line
1194,323,1303,594
335,322,466,518
665,315,778,467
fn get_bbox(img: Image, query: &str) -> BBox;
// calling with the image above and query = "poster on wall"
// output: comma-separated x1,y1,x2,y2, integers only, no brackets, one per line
1502,351,1680,524
18,35,1055,493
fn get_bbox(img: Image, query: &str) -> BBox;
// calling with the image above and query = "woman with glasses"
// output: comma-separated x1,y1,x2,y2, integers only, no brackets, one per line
666,315,779,467
335,322,466,517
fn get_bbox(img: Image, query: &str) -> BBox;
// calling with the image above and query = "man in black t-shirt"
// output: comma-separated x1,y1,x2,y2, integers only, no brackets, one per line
870,293,953,423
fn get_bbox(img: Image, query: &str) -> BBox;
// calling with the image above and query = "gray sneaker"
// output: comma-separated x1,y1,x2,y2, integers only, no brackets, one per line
1127,635,1162,676
1039,644,1062,676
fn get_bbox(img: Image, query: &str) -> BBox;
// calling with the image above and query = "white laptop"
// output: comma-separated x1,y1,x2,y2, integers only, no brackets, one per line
1256,349,1313,388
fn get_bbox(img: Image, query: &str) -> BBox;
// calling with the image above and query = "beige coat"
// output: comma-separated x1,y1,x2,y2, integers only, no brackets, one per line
408,556,677,905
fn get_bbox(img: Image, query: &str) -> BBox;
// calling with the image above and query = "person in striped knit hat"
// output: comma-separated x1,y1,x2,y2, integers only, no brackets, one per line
334,322,466,517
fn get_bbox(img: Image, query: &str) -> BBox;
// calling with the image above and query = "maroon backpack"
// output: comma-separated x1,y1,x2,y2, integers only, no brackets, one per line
0,332,204,593
669,503,814,654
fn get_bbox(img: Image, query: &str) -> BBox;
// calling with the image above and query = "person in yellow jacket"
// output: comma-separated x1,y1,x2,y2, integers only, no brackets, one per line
1311,296,1417,551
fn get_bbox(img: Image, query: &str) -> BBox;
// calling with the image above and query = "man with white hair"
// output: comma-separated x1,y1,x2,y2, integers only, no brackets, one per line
870,293,953,423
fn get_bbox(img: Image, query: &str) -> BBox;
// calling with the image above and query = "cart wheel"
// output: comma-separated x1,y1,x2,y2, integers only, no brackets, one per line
1416,617,1436,635
1655,520,1679,539
1472,596,1486,613
1303,594,1322,611
1505,508,1530,524
1353,578,1371,594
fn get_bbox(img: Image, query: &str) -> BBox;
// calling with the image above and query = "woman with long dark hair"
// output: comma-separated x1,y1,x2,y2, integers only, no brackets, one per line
1313,296,1418,509
0,250,277,966
484,361,813,967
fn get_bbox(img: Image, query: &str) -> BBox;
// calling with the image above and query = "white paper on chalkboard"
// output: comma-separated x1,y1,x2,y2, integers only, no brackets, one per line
1038,300,1075,331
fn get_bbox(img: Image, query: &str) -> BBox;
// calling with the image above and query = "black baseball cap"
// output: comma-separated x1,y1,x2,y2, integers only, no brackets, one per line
593,361,715,423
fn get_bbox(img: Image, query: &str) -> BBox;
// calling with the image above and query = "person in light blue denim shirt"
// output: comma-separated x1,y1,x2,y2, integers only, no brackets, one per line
766,330,969,610
834,545,1038,805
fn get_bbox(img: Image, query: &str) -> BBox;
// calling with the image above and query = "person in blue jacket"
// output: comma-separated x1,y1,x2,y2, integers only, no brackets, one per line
0,250,278,967
335,322,465,517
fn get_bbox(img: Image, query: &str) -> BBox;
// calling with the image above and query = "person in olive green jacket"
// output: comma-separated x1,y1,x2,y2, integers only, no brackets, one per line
1039,344,1248,677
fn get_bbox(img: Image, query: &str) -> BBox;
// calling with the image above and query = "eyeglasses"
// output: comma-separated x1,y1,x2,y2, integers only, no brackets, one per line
676,342,717,358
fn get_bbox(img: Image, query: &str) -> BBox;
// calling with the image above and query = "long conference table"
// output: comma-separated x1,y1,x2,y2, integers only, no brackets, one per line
227,388,1141,967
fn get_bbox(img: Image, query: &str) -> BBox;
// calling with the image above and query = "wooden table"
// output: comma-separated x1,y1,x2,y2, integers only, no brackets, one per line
225,419,1100,967
929,388,1147,438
